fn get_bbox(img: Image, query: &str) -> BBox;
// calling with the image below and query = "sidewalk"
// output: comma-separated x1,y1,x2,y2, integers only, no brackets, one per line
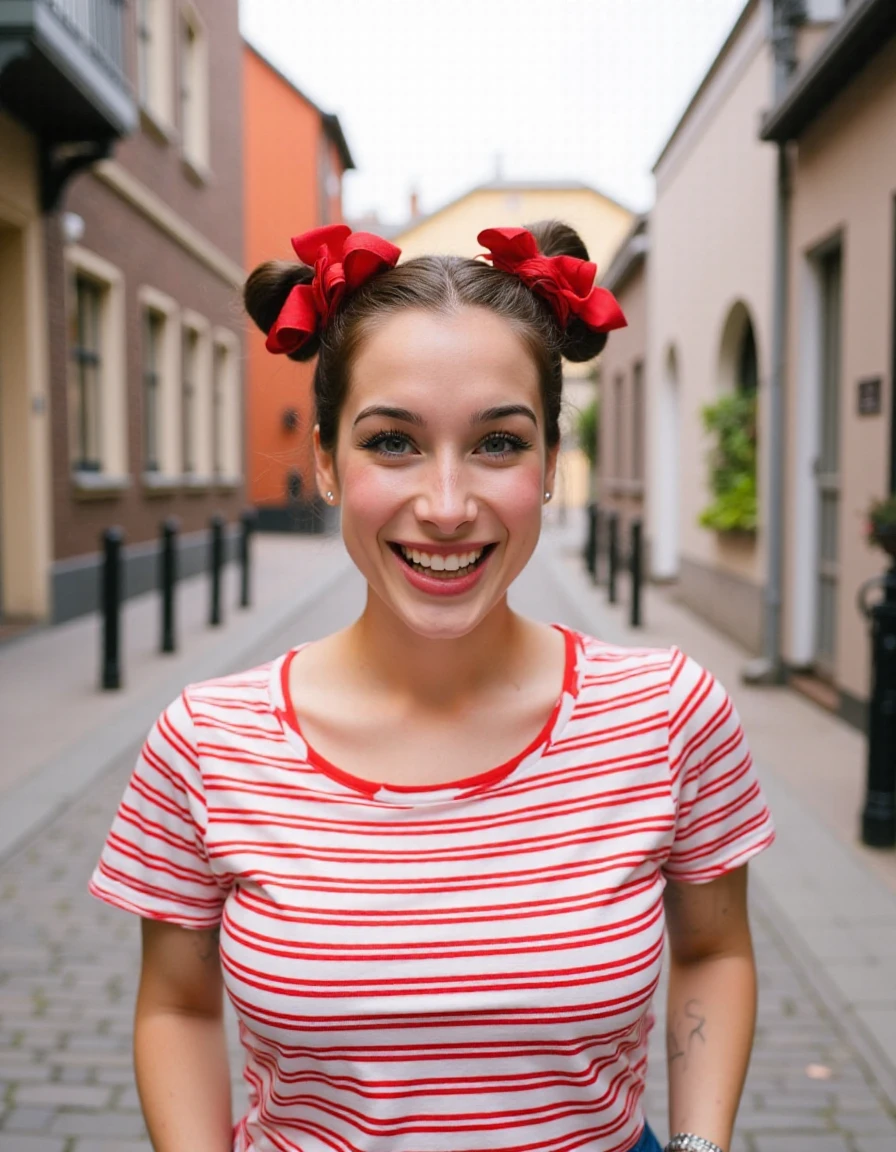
530,509,896,1119
1,522,895,1150
0,531,354,863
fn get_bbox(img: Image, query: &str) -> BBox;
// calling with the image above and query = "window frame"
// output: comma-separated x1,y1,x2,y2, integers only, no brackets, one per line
180,309,212,484
179,4,210,172
64,246,128,492
211,328,242,487
138,286,181,488
136,0,174,133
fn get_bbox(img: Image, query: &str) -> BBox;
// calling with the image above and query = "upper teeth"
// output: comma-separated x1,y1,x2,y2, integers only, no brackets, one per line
400,546,484,571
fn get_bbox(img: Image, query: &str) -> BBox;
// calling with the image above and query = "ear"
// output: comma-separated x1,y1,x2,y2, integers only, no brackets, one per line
313,425,339,504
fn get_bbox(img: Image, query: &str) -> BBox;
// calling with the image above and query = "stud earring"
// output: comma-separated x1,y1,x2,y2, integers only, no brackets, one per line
544,491,552,502
325,491,334,502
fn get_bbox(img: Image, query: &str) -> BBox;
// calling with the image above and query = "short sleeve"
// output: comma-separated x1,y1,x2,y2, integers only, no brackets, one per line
88,692,229,928
663,648,775,883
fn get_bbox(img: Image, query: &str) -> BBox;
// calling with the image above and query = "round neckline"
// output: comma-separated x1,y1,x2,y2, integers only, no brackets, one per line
274,624,581,802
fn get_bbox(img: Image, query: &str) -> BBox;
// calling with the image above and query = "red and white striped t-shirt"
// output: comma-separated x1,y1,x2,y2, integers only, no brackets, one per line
89,627,774,1152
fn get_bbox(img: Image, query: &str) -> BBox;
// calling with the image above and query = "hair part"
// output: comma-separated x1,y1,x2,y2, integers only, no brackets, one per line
243,219,608,453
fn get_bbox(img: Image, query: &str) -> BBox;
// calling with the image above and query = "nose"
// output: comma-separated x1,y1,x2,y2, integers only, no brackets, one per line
413,456,477,535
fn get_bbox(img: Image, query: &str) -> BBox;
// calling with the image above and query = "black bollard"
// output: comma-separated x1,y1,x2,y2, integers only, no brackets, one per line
607,512,619,605
209,514,225,627
239,509,256,609
585,502,597,579
630,519,643,628
100,527,124,690
159,517,178,653
859,564,896,847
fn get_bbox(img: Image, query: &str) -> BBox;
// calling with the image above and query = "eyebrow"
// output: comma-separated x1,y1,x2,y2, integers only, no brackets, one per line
352,403,539,428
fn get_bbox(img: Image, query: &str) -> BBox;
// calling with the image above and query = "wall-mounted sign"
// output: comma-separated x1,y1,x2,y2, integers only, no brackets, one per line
857,376,882,417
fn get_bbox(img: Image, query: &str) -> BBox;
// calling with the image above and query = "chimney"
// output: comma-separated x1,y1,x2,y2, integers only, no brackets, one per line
409,188,420,220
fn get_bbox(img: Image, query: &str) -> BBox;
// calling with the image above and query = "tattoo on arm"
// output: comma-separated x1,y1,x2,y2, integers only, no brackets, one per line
667,999,707,1071
193,927,221,964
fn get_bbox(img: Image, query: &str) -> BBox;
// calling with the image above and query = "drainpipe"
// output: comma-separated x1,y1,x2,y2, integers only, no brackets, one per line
744,0,804,685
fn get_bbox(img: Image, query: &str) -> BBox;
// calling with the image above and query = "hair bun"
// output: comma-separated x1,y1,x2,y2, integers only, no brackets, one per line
243,260,320,362
525,219,610,362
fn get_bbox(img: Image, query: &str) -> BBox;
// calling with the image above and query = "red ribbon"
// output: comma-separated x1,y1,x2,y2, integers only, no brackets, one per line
266,225,402,355
477,227,627,333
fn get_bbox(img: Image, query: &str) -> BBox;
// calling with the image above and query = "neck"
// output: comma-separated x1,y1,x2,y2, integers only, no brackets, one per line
343,592,532,711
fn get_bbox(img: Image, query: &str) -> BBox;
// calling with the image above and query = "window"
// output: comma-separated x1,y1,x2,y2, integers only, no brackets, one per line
138,287,179,482
182,326,199,473
136,0,153,107
71,276,103,472
613,373,625,481
66,246,128,486
143,309,165,472
631,360,644,482
180,8,209,168
212,331,242,483
136,0,173,127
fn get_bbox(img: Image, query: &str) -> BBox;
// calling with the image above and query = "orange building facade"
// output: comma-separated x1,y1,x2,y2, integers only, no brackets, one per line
242,43,353,530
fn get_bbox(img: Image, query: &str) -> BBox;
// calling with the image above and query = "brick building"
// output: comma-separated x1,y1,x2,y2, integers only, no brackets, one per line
1,0,246,627
243,42,353,532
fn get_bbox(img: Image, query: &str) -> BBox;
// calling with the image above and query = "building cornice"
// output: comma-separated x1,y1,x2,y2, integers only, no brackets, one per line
760,0,896,141
92,160,245,288
600,216,649,295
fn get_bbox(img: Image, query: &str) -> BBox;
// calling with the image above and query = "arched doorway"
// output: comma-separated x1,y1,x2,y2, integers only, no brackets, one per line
652,346,681,579
718,301,759,396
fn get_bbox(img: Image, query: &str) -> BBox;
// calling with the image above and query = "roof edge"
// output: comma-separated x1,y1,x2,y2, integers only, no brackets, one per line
600,215,649,294
760,0,896,142
652,0,759,175
243,38,355,170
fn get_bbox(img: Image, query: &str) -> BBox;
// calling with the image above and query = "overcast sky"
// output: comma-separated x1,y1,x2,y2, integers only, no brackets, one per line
240,0,749,226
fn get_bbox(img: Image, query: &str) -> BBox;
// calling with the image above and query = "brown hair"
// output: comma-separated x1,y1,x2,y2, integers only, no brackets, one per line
244,219,607,452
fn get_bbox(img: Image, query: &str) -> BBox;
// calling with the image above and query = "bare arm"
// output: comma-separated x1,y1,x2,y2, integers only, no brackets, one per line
663,865,757,1151
134,919,233,1152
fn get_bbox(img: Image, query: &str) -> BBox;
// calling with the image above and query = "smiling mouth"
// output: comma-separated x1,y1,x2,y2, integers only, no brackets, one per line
389,543,497,579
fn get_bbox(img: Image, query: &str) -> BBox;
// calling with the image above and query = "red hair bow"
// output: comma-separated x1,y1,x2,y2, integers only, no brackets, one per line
477,227,626,333
266,224,402,355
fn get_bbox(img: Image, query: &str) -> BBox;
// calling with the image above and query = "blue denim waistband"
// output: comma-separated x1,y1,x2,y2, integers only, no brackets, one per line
629,1122,663,1152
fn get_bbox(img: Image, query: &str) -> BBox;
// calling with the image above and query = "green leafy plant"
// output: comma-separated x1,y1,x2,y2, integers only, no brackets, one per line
698,390,757,534
866,495,896,558
576,398,599,470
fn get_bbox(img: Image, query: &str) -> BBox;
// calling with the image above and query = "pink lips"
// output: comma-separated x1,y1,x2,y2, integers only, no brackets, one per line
391,544,494,597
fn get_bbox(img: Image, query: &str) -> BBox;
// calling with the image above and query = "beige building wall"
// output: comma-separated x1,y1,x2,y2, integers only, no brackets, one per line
597,259,648,546
783,35,896,711
0,113,52,620
394,184,633,510
648,1,775,652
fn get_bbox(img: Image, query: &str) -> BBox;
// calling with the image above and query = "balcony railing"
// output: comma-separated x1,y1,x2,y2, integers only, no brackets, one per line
0,0,136,156
44,0,126,82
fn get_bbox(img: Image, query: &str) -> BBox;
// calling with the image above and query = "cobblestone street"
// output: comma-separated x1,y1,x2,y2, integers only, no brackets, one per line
1,541,896,1151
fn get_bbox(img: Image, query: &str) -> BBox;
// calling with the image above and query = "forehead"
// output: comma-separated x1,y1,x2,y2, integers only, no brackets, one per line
346,307,542,417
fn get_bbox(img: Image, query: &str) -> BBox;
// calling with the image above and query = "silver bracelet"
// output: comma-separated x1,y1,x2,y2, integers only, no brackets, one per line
665,1135,725,1152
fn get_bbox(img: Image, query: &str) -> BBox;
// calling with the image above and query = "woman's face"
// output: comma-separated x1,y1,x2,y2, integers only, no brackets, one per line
314,306,558,640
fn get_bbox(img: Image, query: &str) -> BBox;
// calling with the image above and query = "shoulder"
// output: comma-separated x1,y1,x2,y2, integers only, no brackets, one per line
181,658,280,717
568,628,679,683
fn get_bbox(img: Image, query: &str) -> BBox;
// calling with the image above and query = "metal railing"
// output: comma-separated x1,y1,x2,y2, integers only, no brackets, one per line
45,0,127,80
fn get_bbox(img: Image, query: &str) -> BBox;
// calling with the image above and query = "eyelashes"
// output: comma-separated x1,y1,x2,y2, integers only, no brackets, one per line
357,429,533,459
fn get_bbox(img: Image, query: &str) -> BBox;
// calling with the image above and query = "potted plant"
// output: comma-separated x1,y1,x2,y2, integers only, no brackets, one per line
866,495,896,560
698,390,758,535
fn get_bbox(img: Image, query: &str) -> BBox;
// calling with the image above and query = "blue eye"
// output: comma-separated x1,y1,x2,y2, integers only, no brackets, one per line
358,429,414,457
478,433,531,457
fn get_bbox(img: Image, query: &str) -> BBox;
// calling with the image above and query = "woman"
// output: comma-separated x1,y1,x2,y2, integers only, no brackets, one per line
90,220,774,1152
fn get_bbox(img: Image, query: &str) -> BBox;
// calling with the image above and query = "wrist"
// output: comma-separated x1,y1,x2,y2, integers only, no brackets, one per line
665,1135,726,1152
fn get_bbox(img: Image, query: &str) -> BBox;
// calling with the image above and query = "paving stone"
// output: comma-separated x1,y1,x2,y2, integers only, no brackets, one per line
753,1137,851,1152
49,1109,146,1138
0,1137,67,1152
71,1141,150,1151
0,1109,53,1133
13,1084,111,1109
